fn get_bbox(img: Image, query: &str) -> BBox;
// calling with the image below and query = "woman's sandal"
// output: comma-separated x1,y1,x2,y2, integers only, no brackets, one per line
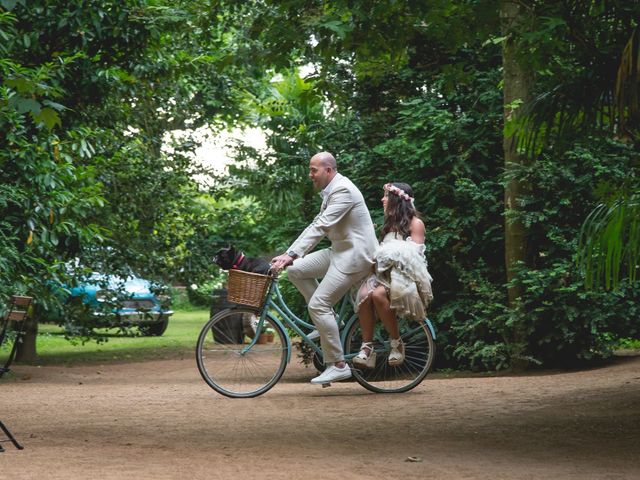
388,338,405,366
352,342,377,368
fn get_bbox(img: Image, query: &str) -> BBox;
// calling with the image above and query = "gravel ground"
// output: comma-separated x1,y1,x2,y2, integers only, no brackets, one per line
1,354,639,479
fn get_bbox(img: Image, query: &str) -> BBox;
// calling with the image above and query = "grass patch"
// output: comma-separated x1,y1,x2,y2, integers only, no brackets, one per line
30,308,210,366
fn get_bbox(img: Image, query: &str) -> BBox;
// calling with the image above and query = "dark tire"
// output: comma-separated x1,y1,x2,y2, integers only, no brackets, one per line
196,308,289,398
139,316,169,336
345,317,435,393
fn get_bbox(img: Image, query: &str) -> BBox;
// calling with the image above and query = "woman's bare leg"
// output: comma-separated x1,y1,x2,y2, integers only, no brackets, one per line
358,296,376,342
354,288,378,367
371,285,404,364
371,286,400,338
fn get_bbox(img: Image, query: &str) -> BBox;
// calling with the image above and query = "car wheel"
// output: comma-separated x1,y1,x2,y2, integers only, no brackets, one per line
139,316,169,336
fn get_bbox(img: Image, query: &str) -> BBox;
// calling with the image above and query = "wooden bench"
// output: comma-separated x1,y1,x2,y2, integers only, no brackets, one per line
0,295,33,452
0,295,32,378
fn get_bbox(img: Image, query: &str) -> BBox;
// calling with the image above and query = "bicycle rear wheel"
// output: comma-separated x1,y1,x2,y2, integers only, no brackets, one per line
196,308,288,398
345,317,435,393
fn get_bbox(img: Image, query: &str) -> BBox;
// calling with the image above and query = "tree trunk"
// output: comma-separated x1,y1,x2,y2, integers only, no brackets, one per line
501,0,533,305
15,315,38,364
501,0,534,367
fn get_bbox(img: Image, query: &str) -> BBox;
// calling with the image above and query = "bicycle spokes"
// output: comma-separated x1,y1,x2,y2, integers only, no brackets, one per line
346,317,435,393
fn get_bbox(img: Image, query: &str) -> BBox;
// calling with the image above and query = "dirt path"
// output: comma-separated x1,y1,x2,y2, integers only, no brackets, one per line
1,355,639,479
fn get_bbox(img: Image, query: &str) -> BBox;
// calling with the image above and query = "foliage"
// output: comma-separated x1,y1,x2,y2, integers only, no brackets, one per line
507,137,640,366
180,194,275,283
502,2,640,292
187,276,225,307
506,1,640,154
578,189,640,291
0,1,235,343
1,4,107,319
616,337,640,349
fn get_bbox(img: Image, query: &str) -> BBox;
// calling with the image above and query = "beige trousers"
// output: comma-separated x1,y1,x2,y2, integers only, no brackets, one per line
287,249,369,364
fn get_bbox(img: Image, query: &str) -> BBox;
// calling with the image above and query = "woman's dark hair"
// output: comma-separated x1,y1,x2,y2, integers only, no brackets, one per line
380,182,419,241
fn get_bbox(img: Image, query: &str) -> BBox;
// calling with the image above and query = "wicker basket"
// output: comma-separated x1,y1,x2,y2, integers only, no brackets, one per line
226,269,272,308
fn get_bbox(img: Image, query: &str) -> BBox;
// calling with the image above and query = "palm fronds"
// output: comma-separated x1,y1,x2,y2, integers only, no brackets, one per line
574,25,640,290
577,191,640,290
512,78,615,157
512,18,640,157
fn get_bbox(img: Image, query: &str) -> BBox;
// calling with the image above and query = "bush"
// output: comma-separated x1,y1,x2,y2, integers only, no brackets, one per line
187,276,225,307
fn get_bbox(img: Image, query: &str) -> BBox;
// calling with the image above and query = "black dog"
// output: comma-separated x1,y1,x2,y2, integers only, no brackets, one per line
213,245,271,275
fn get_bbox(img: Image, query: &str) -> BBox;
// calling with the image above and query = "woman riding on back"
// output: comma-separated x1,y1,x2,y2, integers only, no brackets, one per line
353,182,433,368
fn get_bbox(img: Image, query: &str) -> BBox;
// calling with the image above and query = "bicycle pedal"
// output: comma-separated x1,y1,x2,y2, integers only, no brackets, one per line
321,382,331,388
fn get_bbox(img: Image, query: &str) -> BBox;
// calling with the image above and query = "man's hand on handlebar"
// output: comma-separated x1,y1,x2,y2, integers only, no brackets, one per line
270,253,294,273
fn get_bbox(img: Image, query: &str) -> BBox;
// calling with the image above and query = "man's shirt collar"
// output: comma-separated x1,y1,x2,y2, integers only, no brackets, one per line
320,172,343,200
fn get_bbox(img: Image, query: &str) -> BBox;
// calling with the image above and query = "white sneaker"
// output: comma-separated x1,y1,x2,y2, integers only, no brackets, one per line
310,364,352,384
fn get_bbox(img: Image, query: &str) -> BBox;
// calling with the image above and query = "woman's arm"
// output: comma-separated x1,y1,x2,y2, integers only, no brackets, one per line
409,217,425,244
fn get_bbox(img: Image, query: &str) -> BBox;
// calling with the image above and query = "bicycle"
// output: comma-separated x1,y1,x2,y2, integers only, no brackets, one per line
196,269,436,398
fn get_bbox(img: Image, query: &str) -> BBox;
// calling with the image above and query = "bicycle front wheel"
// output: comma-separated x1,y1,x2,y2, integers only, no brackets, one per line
196,308,289,398
345,317,435,393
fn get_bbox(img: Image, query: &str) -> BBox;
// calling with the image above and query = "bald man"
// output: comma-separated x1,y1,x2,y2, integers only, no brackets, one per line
271,152,378,385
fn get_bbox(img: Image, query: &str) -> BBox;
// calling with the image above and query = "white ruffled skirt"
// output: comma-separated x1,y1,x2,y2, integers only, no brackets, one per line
354,238,433,321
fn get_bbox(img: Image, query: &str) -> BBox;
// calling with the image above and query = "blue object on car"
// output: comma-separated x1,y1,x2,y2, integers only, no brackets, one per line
68,272,173,336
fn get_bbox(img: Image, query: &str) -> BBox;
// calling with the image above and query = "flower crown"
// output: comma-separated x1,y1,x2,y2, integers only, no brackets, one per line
384,183,414,202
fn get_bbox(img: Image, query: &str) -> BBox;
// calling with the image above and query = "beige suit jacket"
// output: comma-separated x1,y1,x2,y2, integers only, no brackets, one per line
288,173,378,274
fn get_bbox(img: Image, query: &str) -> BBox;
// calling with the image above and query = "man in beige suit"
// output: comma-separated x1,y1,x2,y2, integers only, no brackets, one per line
271,152,378,384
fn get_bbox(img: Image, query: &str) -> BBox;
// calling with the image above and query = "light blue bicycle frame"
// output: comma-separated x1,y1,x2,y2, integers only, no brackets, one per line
241,277,436,364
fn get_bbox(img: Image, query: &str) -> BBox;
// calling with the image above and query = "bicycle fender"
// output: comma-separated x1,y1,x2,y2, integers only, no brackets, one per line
424,317,437,340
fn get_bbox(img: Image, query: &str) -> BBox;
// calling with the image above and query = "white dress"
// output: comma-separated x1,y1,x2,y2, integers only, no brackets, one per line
354,232,434,321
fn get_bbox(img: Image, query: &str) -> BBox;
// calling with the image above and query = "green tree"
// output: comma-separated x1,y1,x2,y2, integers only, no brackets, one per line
1,0,243,357
1,4,108,360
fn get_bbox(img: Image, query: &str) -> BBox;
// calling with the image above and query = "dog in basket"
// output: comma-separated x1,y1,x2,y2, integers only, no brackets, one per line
212,245,271,275
212,245,271,340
